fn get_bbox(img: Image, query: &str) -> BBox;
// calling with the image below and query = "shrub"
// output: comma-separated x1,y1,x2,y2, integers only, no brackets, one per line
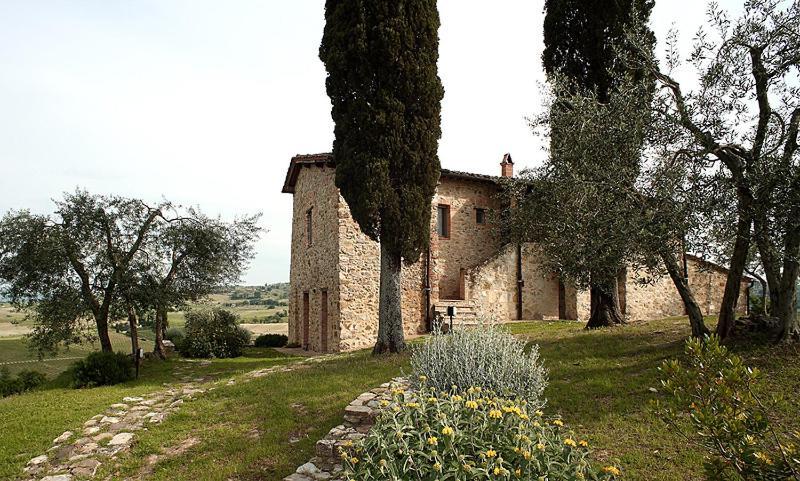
164,327,185,351
0,368,46,397
342,383,620,480
254,333,288,348
410,325,547,408
72,351,133,388
653,336,800,480
180,308,251,358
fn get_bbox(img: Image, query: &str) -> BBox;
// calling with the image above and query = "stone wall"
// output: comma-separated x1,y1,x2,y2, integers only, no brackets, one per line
521,244,561,320
465,243,561,321
431,177,502,299
573,256,751,322
287,166,341,352
465,244,517,321
337,195,428,351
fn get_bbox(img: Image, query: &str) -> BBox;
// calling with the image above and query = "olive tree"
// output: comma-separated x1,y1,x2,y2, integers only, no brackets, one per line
626,0,800,340
0,191,168,354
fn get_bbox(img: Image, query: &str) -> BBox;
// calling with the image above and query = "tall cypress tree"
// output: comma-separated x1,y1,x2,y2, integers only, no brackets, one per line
320,0,443,353
542,0,655,328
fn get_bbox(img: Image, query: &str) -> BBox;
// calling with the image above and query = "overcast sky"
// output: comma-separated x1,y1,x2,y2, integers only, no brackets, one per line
0,0,742,284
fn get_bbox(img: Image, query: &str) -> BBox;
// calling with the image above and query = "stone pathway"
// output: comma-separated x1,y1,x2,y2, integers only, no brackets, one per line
283,378,410,481
20,355,340,481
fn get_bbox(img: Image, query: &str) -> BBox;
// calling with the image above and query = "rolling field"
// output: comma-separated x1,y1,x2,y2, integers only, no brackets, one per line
0,285,288,379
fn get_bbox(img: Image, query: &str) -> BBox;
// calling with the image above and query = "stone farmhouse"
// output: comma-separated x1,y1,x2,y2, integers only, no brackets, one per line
282,153,751,352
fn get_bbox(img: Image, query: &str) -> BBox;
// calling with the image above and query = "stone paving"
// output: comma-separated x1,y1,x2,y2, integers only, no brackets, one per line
20,355,339,481
283,377,410,481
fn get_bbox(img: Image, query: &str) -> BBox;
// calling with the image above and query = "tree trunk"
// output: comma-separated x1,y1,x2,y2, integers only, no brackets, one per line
661,250,709,338
776,257,800,342
716,192,753,340
153,305,168,359
373,243,405,354
127,305,140,377
95,315,113,352
585,278,625,329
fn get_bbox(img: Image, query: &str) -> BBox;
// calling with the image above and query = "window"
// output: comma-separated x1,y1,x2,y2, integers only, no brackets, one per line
475,207,486,225
306,208,313,246
436,205,450,238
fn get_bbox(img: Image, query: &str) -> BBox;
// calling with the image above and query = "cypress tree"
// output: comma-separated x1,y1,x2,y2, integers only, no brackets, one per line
320,0,443,353
542,0,655,328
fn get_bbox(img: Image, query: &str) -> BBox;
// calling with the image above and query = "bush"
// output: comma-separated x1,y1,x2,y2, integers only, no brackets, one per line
180,308,251,358
72,351,133,388
653,336,800,480
410,325,548,408
164,327,185,351
0,368,47,397
254,333,288,348
342,383,620,480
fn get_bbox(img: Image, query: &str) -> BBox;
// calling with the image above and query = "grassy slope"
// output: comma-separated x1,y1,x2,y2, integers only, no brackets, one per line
1,317,798,480
0,348,296,480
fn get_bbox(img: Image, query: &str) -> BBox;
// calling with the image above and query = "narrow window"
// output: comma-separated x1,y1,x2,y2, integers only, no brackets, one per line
437,205,450,238
306,208,313,247
475,207,486,225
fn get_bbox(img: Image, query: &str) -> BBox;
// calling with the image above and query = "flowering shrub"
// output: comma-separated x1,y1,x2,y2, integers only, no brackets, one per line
341,382,620,480
653,336,800,480
410,325,547,408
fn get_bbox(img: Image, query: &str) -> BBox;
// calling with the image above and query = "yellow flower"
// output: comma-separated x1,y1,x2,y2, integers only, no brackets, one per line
427,397,437,404
379,459,387,467
419,375,427,382
602,466,621,476
405,402,420,409
441,426,455,437
489,409,503,419
433,462,442,472
485,449,497,458
515,468,521,477
391,388,404,396
523,450,532,460
519,413,530,420
451,394,464,402
494,466,501,476
552,419,564,427
536,443,545,451
466,400,479,409
533,421,541,428
564,438,577,447
534,410,543,417
427,436,438,446
350,457,359,464
579,440,589,447
379,400,389,407
754,452,773,465
463,464,472,472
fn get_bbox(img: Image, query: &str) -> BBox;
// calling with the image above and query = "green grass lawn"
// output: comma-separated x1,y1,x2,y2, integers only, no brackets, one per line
1,317,798,480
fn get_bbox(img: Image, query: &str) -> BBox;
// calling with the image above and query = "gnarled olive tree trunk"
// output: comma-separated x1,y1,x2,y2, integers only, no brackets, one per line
716,188,753,340
374,243,405,354
586,278,625,329
661,250,709,338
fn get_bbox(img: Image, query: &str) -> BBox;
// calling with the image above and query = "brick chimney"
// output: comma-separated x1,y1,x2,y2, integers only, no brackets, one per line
500,153,513,177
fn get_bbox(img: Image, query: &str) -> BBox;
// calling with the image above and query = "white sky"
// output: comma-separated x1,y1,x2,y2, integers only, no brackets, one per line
0,0,742,284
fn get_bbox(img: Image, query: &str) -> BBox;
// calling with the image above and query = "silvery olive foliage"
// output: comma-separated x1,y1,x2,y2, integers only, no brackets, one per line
410,326,548,408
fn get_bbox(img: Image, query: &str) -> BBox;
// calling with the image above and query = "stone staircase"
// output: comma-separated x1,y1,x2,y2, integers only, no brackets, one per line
432,299,481,328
